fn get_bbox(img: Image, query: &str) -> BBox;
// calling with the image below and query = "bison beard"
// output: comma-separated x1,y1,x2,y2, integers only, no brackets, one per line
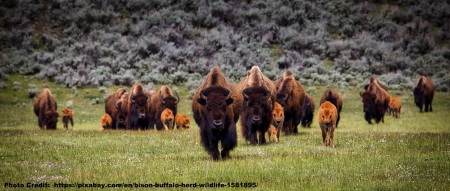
196,86,236,160
241,87,272,145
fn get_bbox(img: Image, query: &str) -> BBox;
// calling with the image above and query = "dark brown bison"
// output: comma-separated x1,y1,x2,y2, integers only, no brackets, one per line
360,82,391,124
105,88,127,129
33,88,59,130
275,70,305,135
192,66,242,160
148,85,179,130
237,66,276,145
318,101,338,148
301,93,315,128
413,76,435,112
61,108,74,129
127,82,150,130
319,88,343,127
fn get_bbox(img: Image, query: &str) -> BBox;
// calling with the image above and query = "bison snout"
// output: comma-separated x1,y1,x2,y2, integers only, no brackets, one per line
276,120,282,125
251,116,261,124
212,120,223,129
324,122,331,126
139,113,146,119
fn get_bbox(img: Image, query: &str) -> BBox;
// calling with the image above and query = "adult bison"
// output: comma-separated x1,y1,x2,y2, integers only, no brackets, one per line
115,92,129,129
237,66,276,145
127,82,150,130
319,88,343,127
105,88,127,129
275,70,305,135
360,82,391,124
413,76,435,112
61,108,74,129
301,93,315,128
148,86,179,130
33,88,59,130
192,66,242,160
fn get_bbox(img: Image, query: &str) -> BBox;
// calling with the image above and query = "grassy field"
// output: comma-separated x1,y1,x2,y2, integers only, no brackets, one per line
1,75,449,190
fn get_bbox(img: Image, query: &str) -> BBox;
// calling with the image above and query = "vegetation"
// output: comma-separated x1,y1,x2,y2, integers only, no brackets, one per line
1,75,449,190
1,0,450,92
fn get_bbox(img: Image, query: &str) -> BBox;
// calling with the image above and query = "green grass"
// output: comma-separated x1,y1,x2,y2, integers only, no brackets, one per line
1,75,449,190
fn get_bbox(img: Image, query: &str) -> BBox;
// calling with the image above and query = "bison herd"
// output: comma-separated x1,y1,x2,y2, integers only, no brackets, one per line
33,66,436,160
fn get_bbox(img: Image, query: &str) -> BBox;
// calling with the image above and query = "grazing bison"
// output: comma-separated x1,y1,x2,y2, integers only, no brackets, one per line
318,101,338,148
267,125,278,143
127,82,150,130
101,113,113,129
33,88,59,130
105,88,127,129
271,102,284,141
61,108,74,129
175,114,190,129
389,97,402,118
148,86,179,130
301,93,315,128
160,108,175,131
192,66,242,160
237,66,276,145
275,70,305,135
319,88,343,127
413,76,435,112
360,82,391,124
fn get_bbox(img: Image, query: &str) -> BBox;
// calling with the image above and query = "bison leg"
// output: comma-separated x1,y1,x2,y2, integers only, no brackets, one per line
330,127,335,148
259,131,266,145
321,129,326,146
221,123,237,159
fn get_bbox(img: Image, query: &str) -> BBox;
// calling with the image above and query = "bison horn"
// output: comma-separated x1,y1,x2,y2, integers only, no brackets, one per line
200,90,208,102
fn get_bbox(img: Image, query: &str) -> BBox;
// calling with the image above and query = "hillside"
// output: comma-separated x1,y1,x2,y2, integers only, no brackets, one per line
1,0,449,91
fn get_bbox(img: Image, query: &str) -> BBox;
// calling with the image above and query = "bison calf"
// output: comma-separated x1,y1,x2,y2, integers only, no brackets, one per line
160,108,174,130
61,108,74,129
267,125,278,143
175,114,190,129
389,97,402,118
318,101,338,148
101,113,113,129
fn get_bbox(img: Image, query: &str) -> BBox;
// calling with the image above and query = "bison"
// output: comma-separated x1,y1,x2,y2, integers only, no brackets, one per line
389,97,402,118
61,108,74,129
175,114,190,129
319,88,343,127
267,125,278,143
33,88,59,130
275,70,305,135
114,92,130,129
360,82,391,124
301,93,315,128
101,113,113,129
271,102,284,141
148,86,179,130
160,108,175,131
318,101,338,148
192,66,242,160
237,66,276,145
127,82,151,130
105,88,127,129
413,76,435,112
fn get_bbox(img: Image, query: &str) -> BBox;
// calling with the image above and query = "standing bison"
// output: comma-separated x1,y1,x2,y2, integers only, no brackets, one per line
33,88,59,130
360,82,391,124
148,86,179,130
127,82,150,130
271,102,284,141
160,108,174,131
318,101,338,148
105,88,127,129
319,88,343,127
413,76,435,112
192,66,242,160
301,93,315,128
237,66,276,145
389,97,402,118
275,70,305,135
61,108,74,129
175,114,190,129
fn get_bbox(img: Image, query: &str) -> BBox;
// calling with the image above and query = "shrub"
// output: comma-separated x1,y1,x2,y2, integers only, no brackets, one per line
27,84,39,98
12,81,21,91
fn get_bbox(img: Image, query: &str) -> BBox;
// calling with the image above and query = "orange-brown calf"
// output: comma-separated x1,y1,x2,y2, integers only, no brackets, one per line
389,97,401,118
101,113,113,129
318,101,338,148
160,108,174,130
61,108,74,129
175,114,190,129
267,125,278,143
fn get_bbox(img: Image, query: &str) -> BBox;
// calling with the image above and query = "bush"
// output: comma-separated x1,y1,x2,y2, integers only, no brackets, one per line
27,84,39,98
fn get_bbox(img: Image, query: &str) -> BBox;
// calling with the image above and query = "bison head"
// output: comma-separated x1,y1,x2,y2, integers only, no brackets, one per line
272,102,284,127
115,93,129,125
160,92,179,117
197,86,233,131
360,91,375,113
413,85,424,111
130,93,150,119
320,108,334,128
242,87,271,125
44,110,59,129
275,77,294,107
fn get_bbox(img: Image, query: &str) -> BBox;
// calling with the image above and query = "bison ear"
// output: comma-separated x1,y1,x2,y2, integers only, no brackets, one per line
197,97,206,106
226,97,234,106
